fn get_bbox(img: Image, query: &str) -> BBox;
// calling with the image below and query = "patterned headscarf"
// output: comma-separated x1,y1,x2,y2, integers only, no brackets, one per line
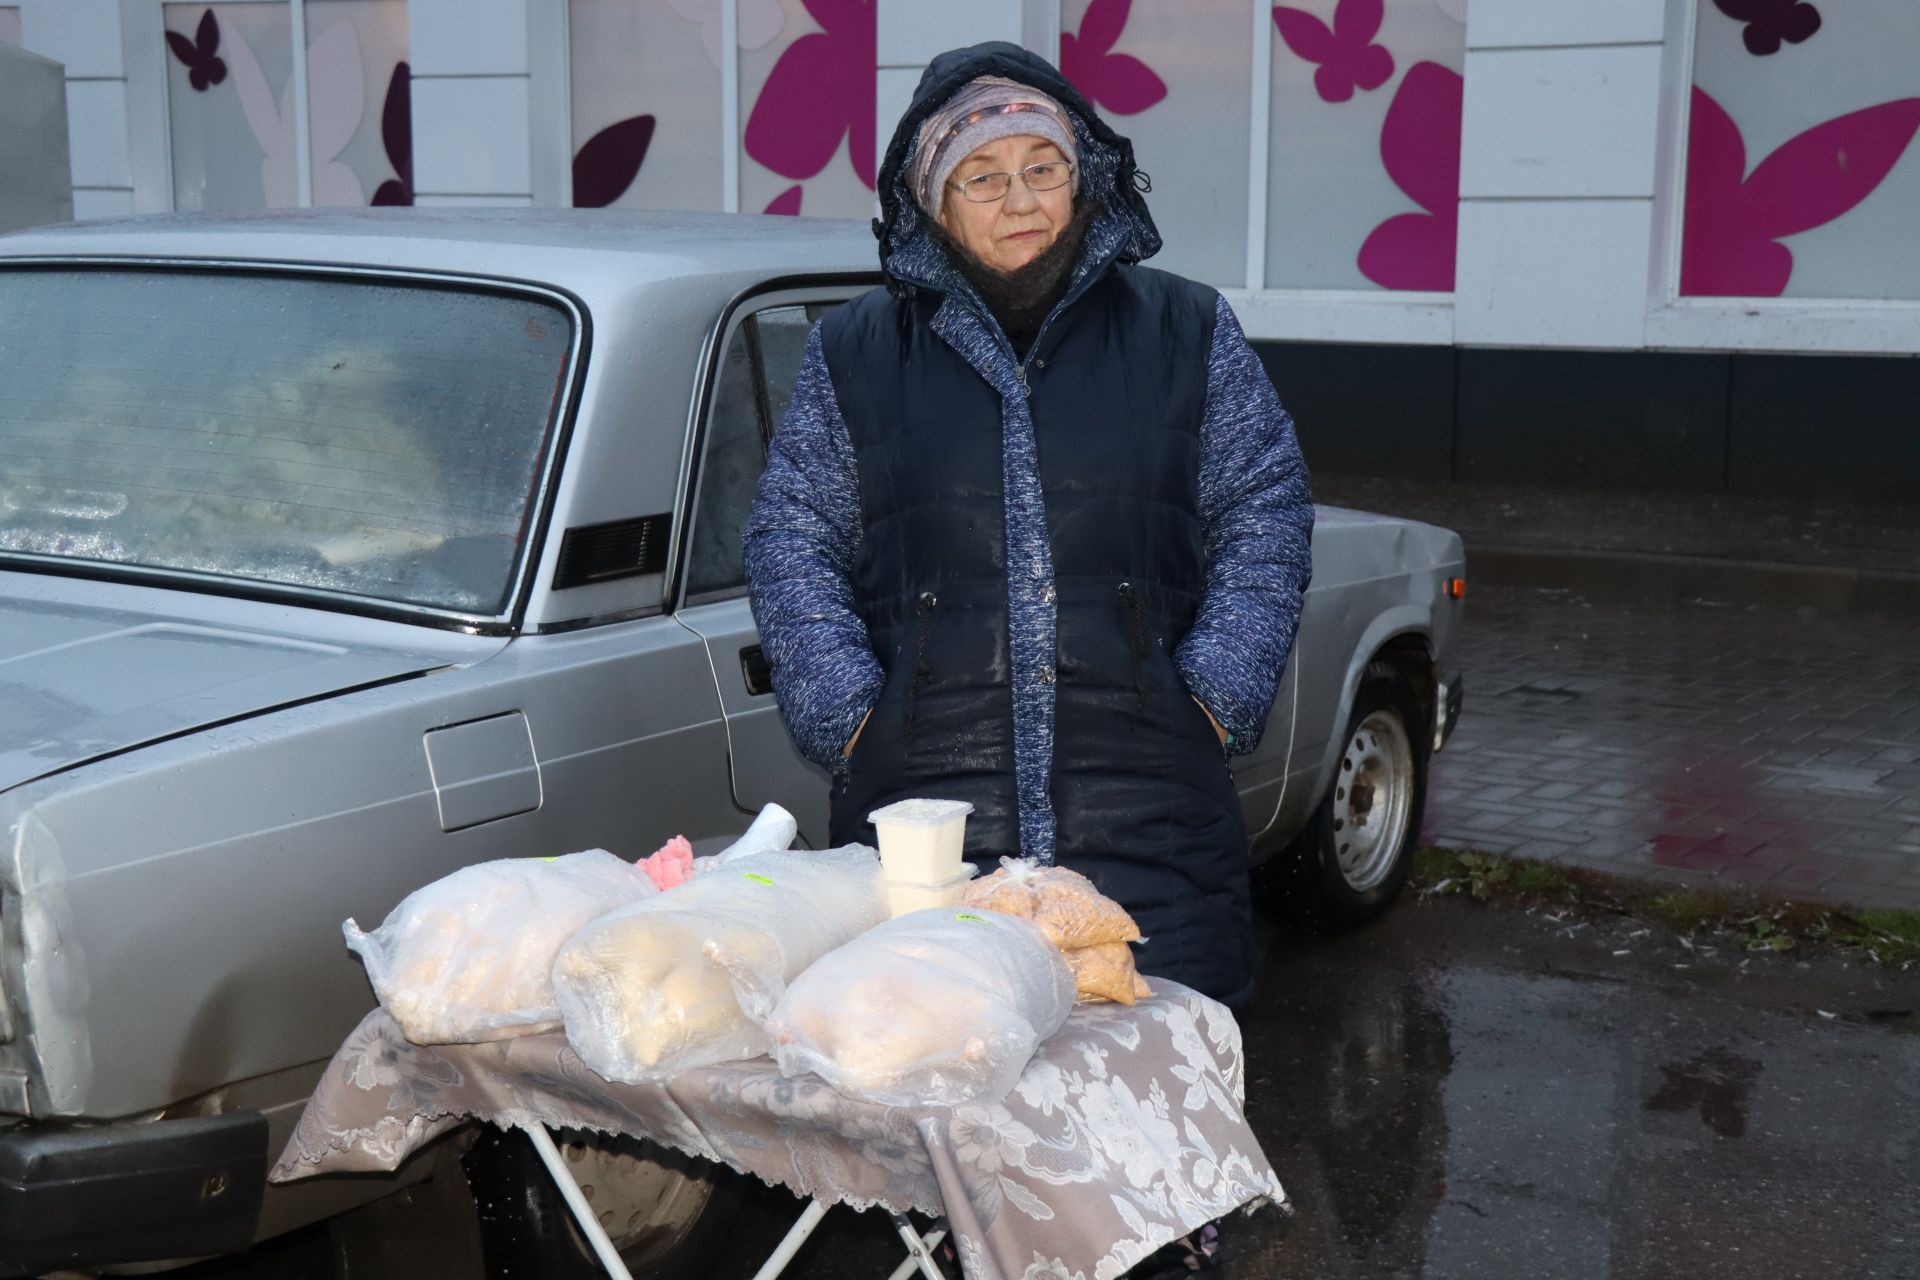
910,76,1080,214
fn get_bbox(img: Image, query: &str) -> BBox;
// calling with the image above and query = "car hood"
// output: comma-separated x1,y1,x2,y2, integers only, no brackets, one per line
0,590,494,795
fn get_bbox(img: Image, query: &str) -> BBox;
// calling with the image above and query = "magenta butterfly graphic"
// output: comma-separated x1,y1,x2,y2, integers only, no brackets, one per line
572,115,657,209
1683,88,1920,296
1357,62,1462,291
1710,0,1821,57
165,9,227,92
1060,0,1167,116
1274,0,1394,105
744,0,876,191
765,186,804,216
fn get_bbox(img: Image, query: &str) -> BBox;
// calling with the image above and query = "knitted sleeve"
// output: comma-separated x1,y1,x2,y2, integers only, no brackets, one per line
743,323,885,768
1172,293,1316,755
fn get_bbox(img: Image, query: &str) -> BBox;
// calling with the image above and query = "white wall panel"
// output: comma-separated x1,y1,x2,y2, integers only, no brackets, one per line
412,76,532,194
877,0,1022,66
876,66,918,180
1460,46,1662,198
1454,198,1654,348
409,0,528,76
413,192,534,207
18,0,122,76
1467,0,1665,50
70,186,135,219
63,77,129,188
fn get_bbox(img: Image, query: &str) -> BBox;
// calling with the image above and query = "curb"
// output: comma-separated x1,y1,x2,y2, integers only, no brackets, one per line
1467,545,1920,618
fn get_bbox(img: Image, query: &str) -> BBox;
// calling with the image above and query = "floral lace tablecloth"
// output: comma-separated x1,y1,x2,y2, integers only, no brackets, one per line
273,983,1284,1280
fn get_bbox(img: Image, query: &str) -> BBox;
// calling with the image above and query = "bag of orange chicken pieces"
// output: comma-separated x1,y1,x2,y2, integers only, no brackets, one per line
962,858,1153,1005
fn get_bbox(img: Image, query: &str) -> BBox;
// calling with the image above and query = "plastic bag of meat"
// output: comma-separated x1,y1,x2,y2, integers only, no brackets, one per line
551,846,889,1083
637,836,696,891
1064,941,1154,1006
765,908,1076,1106
343,850,656,1044
961,858,1143,949
962,858,1151,1004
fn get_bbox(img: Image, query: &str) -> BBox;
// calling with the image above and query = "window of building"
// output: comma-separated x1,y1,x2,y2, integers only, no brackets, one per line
1682,0,1920,300
162,0,409,212
1058,0,1251,288
739,0,874,218
1264,0,1465,292
566,0,725,210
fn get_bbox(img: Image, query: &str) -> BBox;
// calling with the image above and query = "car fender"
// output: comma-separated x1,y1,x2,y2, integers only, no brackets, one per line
1268,603,1438,847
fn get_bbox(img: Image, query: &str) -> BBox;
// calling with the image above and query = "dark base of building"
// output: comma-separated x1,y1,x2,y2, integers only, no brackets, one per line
1252,342,1920,504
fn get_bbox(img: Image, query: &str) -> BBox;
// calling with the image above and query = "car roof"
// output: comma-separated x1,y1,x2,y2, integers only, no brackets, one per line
0,207,881,299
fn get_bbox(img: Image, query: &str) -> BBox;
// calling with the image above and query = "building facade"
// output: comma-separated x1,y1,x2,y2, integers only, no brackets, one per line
5,0,1917,497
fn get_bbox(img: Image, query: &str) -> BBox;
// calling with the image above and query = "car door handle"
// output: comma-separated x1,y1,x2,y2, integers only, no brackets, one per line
740,645,774,697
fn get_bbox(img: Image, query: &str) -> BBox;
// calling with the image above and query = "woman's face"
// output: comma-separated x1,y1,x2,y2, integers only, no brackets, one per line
938,134,1074,273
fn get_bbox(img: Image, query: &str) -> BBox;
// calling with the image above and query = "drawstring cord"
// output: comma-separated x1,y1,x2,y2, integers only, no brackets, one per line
1117,582,1149,711
904,591,936,745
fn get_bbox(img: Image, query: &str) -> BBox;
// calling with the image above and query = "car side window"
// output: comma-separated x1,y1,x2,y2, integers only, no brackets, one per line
685,301,841,599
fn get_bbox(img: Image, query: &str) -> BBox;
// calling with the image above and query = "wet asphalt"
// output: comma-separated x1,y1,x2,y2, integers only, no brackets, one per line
177,892,1920,1280
700,895,1920,1280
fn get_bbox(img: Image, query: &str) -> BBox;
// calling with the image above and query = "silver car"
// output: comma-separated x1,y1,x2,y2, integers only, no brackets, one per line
0,210,1464,1277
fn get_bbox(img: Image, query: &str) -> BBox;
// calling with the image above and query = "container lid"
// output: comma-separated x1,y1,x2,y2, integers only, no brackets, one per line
884,864,981,890
868,797,975,826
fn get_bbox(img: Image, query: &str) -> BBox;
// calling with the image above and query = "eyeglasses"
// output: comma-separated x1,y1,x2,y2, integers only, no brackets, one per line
947,160,1076,204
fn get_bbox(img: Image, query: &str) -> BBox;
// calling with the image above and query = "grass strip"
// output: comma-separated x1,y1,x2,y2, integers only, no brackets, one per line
1410,846,1920,969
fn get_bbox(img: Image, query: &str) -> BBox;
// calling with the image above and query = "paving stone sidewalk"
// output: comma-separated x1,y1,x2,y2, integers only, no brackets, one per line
1315,475,1920,576
1422,583,1920,910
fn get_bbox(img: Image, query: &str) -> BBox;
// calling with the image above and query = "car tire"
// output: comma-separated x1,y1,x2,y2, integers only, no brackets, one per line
1265,664,1429,931
463,1126,744,1280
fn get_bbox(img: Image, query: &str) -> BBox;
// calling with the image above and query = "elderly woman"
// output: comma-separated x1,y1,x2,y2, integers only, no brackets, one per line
744,42,1313,1012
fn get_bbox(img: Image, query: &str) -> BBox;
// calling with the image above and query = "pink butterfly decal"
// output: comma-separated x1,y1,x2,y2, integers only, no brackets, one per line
1357,61,1462,291
1274,0,1394,105
744,0,876,191
765,185,804,216
1061,0,1167,116
572,115,656,209
1710,0,1821,57
1682,87,1920,296
165,9,227,93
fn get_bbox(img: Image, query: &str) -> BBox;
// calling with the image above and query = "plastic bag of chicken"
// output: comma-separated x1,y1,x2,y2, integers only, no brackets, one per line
344,850,656,1044
551,846,889,1083
765,908,1075,1106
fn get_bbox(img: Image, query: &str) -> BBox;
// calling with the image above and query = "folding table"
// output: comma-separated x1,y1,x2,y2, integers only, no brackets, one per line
274,984,1285,1280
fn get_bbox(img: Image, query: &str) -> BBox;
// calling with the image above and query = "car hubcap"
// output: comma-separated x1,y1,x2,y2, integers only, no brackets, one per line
561,1136,716,1265
1333,710,1414,892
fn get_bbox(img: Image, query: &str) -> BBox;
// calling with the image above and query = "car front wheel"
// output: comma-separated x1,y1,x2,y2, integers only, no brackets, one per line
463,1126,743,1280
1269,664,1429,930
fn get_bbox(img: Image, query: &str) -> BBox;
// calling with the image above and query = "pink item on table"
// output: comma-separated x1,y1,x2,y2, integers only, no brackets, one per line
638,835,696,891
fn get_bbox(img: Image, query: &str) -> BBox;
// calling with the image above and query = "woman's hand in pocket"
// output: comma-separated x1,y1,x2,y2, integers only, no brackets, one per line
843,709,873,758
1193,697,1229,746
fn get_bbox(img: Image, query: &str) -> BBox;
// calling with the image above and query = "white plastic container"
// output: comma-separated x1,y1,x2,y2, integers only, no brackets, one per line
885,864,979,918
868,798,974,882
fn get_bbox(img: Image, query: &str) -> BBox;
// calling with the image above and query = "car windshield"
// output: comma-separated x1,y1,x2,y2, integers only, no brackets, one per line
0,267,572,615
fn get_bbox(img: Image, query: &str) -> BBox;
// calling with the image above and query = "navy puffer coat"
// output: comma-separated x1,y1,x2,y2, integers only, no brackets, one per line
744,42,1313,1006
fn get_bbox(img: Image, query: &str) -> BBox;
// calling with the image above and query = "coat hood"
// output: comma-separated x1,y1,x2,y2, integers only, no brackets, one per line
872,41,1162,296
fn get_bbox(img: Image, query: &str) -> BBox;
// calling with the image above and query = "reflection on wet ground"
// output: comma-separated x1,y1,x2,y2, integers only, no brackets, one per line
1233,898,1920,1280
705,897,1919,1279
